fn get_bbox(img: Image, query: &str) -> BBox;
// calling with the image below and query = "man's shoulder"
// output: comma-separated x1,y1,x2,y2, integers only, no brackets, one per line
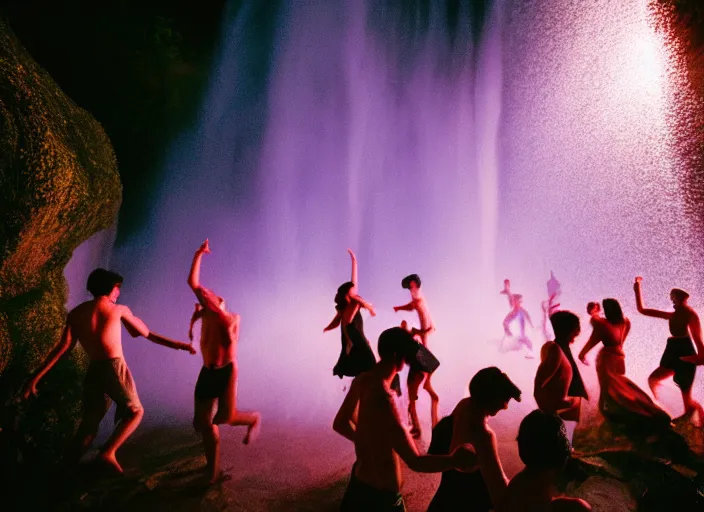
541,341,559,356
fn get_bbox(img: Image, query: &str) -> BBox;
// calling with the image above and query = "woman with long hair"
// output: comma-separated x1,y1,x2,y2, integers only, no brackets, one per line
324,249,377,379
578,298,671,429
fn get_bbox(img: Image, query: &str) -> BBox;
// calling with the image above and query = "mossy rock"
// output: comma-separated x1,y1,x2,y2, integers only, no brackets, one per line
0,15,121,479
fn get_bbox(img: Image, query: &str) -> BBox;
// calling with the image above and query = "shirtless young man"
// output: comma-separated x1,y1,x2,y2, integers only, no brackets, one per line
188,239,261,484
21,268,195,474
333,327,476,511
503,410,592,512
427,367,522,512
534,311,588,445
634,277,704,426
394,274,439,438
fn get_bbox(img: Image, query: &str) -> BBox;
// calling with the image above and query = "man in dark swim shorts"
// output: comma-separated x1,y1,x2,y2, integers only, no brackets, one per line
188,239,261,484
635,278,704,427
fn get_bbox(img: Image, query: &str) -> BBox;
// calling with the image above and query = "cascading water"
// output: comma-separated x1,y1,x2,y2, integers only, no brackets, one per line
92,0,702,426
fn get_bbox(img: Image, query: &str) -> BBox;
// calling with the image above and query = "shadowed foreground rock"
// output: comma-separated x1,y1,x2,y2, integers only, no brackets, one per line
0,16,121,503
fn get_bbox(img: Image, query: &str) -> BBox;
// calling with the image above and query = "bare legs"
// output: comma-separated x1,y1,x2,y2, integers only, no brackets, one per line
649,366,703,427
62,406,143,475
99,407,144,473
194,375,262,485
194,398,222,484
212,372,262,445
407,371,439,438
424,375,440,428
62,415,102,469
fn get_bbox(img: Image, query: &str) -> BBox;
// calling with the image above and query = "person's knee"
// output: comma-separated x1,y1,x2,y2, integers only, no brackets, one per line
194,414,214,433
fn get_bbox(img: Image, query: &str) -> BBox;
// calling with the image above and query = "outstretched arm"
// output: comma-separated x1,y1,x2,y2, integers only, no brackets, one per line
578,326,601,364
351,294,376,316
634,278,671,319
22,321,77,399
121,307,195,353
324,312,342,332
393,301,415,312
390,396,476,473
188,239,210,291
348,249,358,288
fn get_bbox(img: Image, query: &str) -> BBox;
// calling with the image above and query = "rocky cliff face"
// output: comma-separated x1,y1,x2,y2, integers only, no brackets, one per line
0,16,121,479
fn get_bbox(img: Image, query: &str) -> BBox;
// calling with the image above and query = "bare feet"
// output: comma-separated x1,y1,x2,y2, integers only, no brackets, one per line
96,451,124,475
243,413,261,445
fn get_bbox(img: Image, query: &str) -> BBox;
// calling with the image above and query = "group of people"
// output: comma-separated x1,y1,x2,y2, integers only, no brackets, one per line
324,249,440,439
21,239,259,485
332,325,591,511
16,242,704,510
328,249,704,511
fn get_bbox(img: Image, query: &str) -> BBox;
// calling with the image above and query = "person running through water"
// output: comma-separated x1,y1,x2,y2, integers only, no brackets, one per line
188,239,261,484
394,273,440,438
501,279,534,357
634,276,704,427
21,268,195,475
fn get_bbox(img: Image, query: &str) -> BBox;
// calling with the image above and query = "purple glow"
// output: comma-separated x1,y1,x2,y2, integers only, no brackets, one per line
64,0,703,458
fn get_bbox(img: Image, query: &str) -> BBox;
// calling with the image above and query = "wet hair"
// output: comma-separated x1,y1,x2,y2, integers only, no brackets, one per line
378,327,415,362
586,302,600,315
401,274,421,289
549,311,580,340
517,410,571,470
671,288,690,302
86,268,123,297
469,367,522,408
334,281,354,312
602,298,625,325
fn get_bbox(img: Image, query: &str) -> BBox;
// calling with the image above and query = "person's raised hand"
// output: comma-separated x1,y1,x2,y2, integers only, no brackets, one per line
198,239,211,255
347,248,356,260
